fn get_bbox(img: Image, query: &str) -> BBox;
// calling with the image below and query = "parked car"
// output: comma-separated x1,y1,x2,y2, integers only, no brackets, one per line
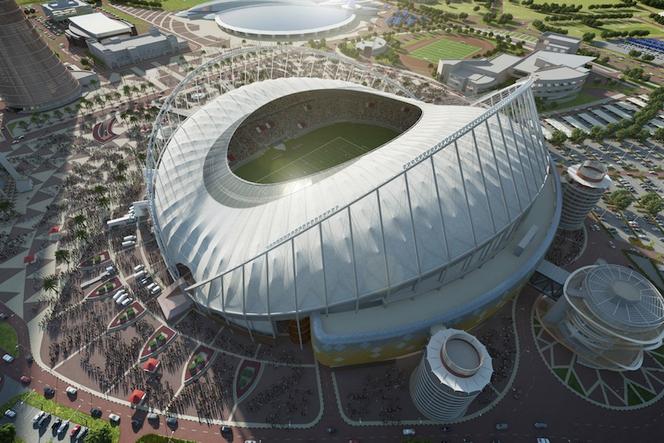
32,411,45,424
37,413,51,428
495,423,509,431
166,417,178,429
51,418,62,431
402,428,416,436
44,386,55,398
109,413,121,424
66,386,78,396
4,409,16,419
57,419,70,435
2,354,14,363
90,407,102,418
70,424,81,437
534,422,548,429
78,427,89,440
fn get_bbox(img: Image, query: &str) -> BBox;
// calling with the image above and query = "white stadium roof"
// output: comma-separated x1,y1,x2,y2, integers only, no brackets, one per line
152,77,550,318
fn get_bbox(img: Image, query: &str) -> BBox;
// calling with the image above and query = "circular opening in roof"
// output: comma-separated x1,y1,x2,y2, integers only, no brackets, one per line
215,5,356,37
225,89,421,184
441,335,482,377
611,280,641,303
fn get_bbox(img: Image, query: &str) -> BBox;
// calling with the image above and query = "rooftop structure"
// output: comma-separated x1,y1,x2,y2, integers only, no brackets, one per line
535,32,581,54
41,0,92,21
146,46,559,366
87,27,185,69
543,264,664,371
214,3,356,39
410,328,492,421
559,160,611,230
355,37,387,57
0,0,81,111
68,12,133,40
438,50,594,101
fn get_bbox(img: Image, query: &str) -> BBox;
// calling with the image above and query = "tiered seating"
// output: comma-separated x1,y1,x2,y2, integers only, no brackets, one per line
227,89,421,167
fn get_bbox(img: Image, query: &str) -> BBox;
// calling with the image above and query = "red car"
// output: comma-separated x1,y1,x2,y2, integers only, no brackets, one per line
19,375,31,385
70,424,81,437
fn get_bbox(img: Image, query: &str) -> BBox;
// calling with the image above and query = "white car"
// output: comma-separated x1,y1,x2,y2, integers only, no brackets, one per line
2,354,14,363
4,409,16,419
66,386,78,396
32,411,45,424
57,419,70,435
402,428,416,436
109,413,121,424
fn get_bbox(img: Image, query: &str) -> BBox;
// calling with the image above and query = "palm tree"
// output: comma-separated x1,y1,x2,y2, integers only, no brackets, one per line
122,84,132,99
72,214,86,227
0,200,13,212
42,274,59,295
54,249,70,266
75,229,88,242
97,196,110,209
116,160,127,174
93,185,107,196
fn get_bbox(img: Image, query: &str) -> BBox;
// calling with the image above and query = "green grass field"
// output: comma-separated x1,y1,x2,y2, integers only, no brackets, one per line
0,323,18,357
233,122,398,184
409,37,482,62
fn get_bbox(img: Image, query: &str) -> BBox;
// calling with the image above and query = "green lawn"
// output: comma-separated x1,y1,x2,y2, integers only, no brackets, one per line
409,37,482,62
233,122,398,184
159,0,211,11
0,323,18,357
102,3,152,34
22,391,120,442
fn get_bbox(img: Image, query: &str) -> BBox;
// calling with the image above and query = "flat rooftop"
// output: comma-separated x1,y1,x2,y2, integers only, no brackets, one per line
69,13,132,38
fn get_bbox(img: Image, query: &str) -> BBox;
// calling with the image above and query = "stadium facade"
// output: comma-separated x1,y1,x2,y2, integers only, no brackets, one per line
0,0,81,112
147,47,561,366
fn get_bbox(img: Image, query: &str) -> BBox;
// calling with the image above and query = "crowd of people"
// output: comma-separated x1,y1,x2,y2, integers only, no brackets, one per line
545,228,585,266
345,366,406,423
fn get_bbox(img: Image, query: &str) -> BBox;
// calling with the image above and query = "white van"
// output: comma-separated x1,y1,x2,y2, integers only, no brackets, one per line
150,286,161,295
112,290,125,301
116,294,128,305
133,264,145,272
123,235,137,242
121,297,132,307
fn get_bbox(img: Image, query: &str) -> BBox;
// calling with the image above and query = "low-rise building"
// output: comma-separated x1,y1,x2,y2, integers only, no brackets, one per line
67,12,134,44
41,0,93,22
355,37,388,57
438,50,594,101
87,27,185,69
437,54,521,94
535,32,581,54
512,51,594,101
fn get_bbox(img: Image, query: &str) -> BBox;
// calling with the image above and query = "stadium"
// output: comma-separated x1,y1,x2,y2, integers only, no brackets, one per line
175,0,380,39
147,47,561,366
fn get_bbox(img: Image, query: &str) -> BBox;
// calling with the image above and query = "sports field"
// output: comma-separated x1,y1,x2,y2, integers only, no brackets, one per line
233,122,399,183
409,38,482,62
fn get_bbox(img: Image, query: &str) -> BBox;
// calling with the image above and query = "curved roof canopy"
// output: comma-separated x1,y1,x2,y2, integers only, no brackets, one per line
152,77,550,318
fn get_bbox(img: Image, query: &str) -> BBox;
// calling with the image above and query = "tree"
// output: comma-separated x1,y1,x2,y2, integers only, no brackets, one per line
85,426,113,443
607,189,634,212
640,192,664,217
54,249,70,265
72,214,86,227
582,32,595,42
654,127,664,143
549,130,567,146
0,424,16,442
569,128,586,144
42,274,59,294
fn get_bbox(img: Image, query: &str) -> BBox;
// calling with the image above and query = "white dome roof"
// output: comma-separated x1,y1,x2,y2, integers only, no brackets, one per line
152,77,549,318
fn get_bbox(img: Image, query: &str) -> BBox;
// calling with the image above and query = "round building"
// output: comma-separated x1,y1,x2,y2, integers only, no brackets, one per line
147,47,561,366
543,264,664,371
559,160,611,230
410,328,492,422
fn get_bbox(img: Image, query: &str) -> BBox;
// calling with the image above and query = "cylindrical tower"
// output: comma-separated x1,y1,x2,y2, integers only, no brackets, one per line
410,329,492,422
559,160,611,230
0,0,81,112
544,264,664,371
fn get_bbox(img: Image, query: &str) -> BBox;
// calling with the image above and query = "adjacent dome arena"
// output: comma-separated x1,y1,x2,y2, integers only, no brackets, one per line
147,47,560,365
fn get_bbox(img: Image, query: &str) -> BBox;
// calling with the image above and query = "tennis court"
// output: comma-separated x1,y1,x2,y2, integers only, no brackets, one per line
233,122,398,183
409,37,482,62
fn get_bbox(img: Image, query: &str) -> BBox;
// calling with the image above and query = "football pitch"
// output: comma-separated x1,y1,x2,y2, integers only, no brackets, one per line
410,38,482,62
233,122,399,183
